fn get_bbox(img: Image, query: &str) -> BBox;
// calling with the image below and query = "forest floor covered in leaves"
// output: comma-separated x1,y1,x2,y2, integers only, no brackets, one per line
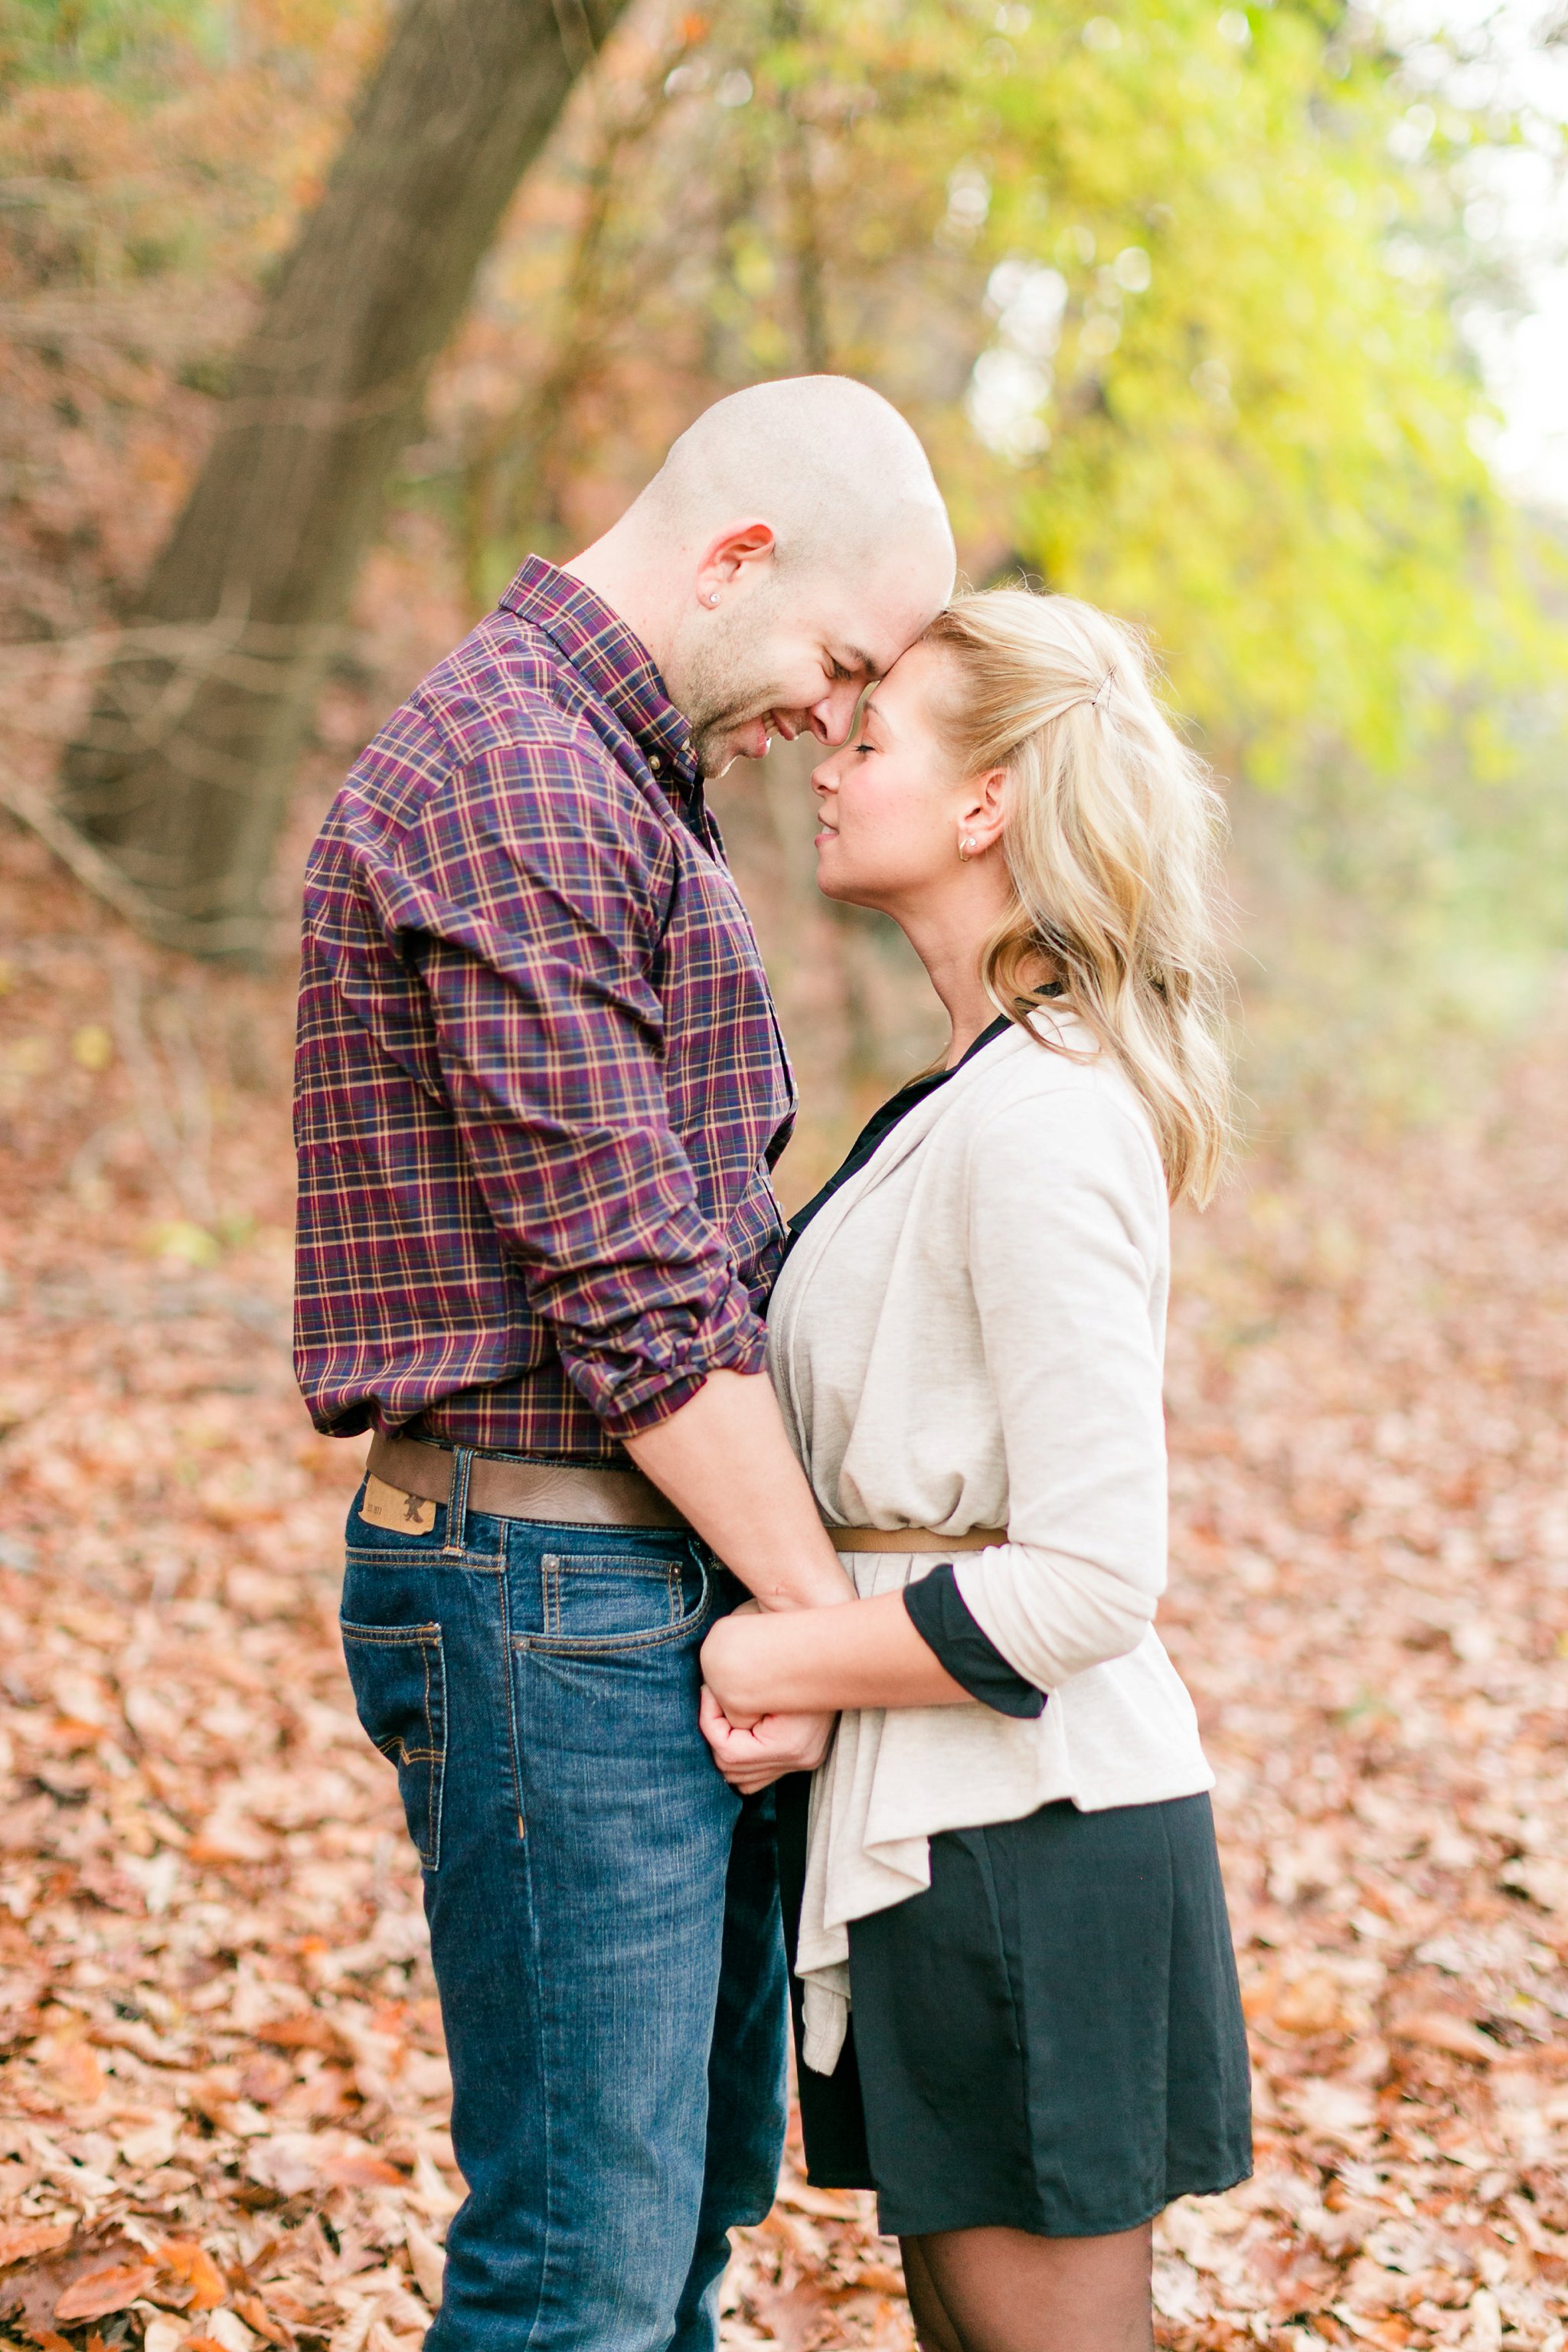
1,815,1566,2352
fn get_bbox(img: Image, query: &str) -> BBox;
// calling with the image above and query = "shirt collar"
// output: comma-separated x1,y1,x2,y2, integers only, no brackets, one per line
499,555,700,802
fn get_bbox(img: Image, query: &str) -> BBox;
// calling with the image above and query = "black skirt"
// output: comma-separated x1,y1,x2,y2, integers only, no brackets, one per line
776,1779,1253,2240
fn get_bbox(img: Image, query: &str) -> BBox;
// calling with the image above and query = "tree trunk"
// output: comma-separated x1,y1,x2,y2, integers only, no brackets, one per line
57,0,631,959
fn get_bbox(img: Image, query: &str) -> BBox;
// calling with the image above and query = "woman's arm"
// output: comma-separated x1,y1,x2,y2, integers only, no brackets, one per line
701,1587,970,1721
949,1089,1170,1688
701,1085,1168,1739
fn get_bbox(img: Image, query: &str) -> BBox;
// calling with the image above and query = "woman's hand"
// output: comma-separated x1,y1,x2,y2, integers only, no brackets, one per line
697,1589,974,1791
699,1606,774,1721
701,1588,971,1717
698,1684,835,1794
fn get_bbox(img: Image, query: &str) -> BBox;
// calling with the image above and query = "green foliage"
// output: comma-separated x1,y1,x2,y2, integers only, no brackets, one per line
965,0,1550,789
0,0,221,89
444,0,1565,1118
1230,691,1568,1138
456,0,1563,776
4,0,1562,1117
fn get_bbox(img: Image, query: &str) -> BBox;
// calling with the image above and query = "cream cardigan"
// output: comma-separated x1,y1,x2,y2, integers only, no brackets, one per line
767,1008,1214,2073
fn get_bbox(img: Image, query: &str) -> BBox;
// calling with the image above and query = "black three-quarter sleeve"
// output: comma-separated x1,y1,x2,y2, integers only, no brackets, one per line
903,1562,1046,1719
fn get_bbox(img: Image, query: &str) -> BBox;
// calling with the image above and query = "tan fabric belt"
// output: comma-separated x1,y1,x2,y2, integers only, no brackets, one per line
830,1526,1004,1553
368,1431,690,1530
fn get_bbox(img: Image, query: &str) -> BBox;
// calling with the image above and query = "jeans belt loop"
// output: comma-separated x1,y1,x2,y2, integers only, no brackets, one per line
443,1446,474,1556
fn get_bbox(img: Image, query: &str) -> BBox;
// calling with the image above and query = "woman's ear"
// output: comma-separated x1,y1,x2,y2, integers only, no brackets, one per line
959,766,1009,858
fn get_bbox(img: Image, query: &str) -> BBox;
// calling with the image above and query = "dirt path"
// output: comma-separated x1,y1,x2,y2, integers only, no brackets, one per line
2,825,1565,2352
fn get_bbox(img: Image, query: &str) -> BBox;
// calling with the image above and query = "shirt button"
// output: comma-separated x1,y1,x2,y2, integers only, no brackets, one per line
649,753,662,771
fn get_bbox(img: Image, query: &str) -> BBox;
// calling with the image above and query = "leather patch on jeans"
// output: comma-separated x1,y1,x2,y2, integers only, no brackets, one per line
361,1475,438,1535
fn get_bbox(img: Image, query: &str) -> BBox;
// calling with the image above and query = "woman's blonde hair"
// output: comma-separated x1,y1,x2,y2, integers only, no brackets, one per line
922,589,1233,1206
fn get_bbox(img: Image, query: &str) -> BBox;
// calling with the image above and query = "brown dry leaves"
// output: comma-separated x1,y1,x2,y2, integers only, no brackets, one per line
2,826,1567,2352
1145,1040,1568,2351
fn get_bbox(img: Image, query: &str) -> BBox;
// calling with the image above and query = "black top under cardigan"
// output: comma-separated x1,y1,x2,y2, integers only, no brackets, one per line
784,1014,1046,1721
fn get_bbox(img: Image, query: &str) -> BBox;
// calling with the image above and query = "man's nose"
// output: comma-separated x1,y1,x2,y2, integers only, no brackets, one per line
808,680,861,747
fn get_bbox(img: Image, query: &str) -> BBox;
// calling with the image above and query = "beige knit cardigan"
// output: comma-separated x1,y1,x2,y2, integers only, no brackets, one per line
766,1008,1214,2073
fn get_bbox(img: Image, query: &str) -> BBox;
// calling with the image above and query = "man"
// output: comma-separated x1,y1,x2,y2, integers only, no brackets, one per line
293,376,955,2352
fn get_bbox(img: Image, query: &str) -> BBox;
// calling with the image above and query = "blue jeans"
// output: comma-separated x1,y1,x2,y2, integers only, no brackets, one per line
338,1464,787,2352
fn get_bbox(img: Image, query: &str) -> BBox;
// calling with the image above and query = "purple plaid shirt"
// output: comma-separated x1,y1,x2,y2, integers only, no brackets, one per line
293,557,796,1461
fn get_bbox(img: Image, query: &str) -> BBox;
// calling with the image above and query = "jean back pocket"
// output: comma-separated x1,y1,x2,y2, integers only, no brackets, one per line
341,1619,446,1868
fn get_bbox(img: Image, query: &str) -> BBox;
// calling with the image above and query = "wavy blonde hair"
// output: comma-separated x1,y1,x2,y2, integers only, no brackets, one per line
922,589,1233,1206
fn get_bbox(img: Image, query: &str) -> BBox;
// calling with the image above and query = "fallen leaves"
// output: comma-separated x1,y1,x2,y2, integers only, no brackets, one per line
1390,2014,1502,2066
3,841,1568,2352
54,2259,159,2322
155,2238,227,2308
0,2220,76,2267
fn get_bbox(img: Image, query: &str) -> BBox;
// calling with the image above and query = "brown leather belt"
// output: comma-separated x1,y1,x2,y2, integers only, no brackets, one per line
368,1431,690,1530
368,1433,1004,1553
831,1527,1004,1553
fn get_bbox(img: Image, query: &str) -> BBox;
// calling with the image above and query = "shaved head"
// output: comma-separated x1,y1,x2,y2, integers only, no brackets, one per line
568,376,956,776
634,376,953,584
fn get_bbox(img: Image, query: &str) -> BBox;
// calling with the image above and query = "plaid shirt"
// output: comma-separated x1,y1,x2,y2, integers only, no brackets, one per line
294,557,796,1461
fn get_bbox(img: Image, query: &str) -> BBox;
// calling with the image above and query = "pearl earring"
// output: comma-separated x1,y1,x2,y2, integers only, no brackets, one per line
959,834,978,860
706,593,720,607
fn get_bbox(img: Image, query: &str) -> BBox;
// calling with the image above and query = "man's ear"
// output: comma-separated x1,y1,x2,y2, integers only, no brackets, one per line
694,521,776,607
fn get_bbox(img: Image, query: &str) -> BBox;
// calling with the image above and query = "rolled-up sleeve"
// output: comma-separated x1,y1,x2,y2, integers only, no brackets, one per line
952,1087,1170,1688
371,717,769,1437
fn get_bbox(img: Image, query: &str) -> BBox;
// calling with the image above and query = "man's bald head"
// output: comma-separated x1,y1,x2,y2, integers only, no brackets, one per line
568,377,956,775
633,376,953,583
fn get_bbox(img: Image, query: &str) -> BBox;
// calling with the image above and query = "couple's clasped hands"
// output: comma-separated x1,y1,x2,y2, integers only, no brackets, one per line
698,1602,836,1795
621,1371,970,1793
695,1556,978,1793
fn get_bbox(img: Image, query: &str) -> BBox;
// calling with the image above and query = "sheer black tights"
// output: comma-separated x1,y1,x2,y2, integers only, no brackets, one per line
900,2222,1155,2352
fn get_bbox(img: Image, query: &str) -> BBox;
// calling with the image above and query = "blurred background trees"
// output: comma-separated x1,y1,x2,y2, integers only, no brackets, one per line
48,0,635,956
2,0,1565,1171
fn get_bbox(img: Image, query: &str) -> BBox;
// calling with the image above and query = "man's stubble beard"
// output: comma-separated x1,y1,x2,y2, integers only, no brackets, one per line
678,609,786,779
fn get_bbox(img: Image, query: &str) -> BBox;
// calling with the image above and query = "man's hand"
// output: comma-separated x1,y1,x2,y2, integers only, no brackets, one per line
698,1684,835,1794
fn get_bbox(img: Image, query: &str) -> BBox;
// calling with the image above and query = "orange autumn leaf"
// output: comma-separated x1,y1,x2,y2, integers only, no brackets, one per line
54,2262,158,2323
750,2278,842,2352
155,2240,227,2311
253,2013,342,2054
0,2221,74,2268
313,2145,403,2187
1390,2011,1498,2064
44,2041,107,2103
1271,1970,1351,2037
234,2291,293,2346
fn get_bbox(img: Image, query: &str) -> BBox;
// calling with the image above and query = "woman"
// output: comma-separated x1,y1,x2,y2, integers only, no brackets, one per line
699,590,1252,2352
